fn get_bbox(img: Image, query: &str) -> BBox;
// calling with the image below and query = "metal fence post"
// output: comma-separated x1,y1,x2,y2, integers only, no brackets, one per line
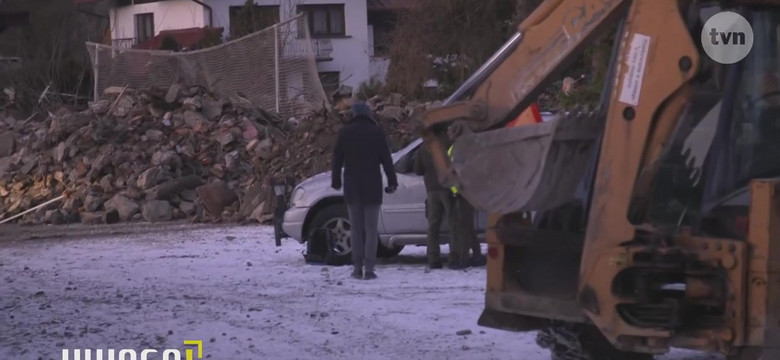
93,43,99,102
274,23,280,114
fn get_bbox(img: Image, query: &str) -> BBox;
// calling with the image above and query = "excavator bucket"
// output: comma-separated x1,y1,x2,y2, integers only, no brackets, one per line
450,110,603,215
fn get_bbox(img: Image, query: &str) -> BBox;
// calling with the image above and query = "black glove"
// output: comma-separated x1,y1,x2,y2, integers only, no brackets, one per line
385,185,397,194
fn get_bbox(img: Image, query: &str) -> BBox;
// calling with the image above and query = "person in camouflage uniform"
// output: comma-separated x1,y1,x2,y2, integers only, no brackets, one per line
413,132,452,269
446,124,487,269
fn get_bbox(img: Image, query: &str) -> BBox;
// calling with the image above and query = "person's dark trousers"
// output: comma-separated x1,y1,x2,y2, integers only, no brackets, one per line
425,190,452,265
454,196,485,266
448,194,472,268
347,202,381,274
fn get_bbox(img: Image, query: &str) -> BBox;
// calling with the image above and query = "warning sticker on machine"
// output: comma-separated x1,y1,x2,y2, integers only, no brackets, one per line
618,33,651,106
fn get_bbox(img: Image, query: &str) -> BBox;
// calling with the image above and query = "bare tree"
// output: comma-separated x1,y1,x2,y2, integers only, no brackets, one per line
0,0,107,111
385,0,518,99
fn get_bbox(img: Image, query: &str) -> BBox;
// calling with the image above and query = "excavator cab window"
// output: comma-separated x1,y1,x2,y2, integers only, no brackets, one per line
646,6,780,239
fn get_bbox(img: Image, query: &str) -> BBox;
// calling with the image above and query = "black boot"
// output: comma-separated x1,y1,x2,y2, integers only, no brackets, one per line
364,271,377,280
447,259,470,270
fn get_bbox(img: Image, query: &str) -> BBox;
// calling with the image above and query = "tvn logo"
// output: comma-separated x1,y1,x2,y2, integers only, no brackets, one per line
61,340,202,360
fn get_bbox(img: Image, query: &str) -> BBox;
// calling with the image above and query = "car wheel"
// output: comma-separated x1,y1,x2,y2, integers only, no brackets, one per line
306,203,406,265
307,204,353,266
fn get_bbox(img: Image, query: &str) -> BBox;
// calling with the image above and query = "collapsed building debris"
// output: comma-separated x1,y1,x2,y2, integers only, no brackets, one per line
0,86,421,226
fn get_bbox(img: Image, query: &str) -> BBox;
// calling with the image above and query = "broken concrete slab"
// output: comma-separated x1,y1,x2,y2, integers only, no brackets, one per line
142,200,173,222
105,194,139,221
196,181,237,217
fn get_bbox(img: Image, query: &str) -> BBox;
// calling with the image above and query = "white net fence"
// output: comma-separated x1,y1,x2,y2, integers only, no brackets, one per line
86,13,329,120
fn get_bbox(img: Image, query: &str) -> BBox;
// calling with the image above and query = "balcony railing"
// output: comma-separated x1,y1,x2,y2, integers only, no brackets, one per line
112,38,135,49
311,38,333,61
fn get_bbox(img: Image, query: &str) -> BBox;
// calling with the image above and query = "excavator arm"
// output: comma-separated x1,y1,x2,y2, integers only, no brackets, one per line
420,0,631,195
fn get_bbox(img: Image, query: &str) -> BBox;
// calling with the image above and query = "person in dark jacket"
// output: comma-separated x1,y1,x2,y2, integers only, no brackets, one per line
331,101,398,280
413,133,452,270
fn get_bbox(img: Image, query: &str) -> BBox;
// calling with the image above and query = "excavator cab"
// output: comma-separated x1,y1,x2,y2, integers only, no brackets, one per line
418,0,780,359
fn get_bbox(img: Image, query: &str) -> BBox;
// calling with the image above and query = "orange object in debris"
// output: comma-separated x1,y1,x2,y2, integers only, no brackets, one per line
506,103,542,128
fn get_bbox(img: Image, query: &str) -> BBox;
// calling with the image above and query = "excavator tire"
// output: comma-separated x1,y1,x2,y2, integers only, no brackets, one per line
535,321,653,360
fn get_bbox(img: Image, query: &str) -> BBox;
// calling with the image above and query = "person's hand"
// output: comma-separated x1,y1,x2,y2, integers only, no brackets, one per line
385,185,397,194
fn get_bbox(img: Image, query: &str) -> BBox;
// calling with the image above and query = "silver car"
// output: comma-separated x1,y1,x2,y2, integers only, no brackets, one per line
282,112,554,264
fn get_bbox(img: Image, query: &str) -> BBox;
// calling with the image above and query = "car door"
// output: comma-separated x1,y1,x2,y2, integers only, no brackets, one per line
379,145,428,234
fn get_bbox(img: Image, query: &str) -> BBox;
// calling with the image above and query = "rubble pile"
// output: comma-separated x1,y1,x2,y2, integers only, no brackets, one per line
0,86,420,226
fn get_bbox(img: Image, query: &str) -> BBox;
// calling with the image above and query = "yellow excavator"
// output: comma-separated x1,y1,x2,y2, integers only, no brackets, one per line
418,0,780,359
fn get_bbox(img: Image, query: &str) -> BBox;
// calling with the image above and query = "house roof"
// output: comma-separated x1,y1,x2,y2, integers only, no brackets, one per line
367,0,416,11
133,27,223,50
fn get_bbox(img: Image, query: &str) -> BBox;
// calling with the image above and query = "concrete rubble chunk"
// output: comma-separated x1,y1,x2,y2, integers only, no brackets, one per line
217,132,235,146
180,189,198,202
79,212,104,225
224,151,239,171
165,84,183,103
179,201,196,216
0,132,15,157
145,129,166,142
255,138,273,160
196,181,237,217
112,95,134,117
151,150,182,170
103,86,126,96
146,175,203,201
45,209,66,225
378,105,405,120
84,193,103,212
202,97,223,120
184,110,209,133
142,200,173,222
105,194,139,221
388,93,404,106
182,96,202,111
89,100,111,115
100,175,115,193
137,167,164,190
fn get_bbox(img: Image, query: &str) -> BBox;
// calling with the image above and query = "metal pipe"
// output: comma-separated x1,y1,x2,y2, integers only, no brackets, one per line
443,32,524,105
189,0,213,28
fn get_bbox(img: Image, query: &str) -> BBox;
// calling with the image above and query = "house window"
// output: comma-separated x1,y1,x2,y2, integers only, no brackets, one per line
135,13,154,44
0,12,30,31
298,4,345,37
319,71,340,96
228,5,280,39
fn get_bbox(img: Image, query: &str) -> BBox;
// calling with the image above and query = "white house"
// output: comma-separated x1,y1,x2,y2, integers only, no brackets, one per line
99,0,409,95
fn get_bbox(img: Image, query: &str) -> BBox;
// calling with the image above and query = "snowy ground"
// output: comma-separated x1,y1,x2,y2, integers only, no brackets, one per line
0,225,724,360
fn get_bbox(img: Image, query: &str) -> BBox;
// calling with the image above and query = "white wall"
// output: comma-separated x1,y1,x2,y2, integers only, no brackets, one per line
369,57,390,83
110,0,206,40
206,0,371,91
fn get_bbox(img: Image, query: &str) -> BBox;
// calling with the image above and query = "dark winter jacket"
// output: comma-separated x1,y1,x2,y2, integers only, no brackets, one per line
331,114,398,205
413,143,446,192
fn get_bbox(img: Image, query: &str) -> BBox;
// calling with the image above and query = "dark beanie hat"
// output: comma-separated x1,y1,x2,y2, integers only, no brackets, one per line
352,101,372,118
